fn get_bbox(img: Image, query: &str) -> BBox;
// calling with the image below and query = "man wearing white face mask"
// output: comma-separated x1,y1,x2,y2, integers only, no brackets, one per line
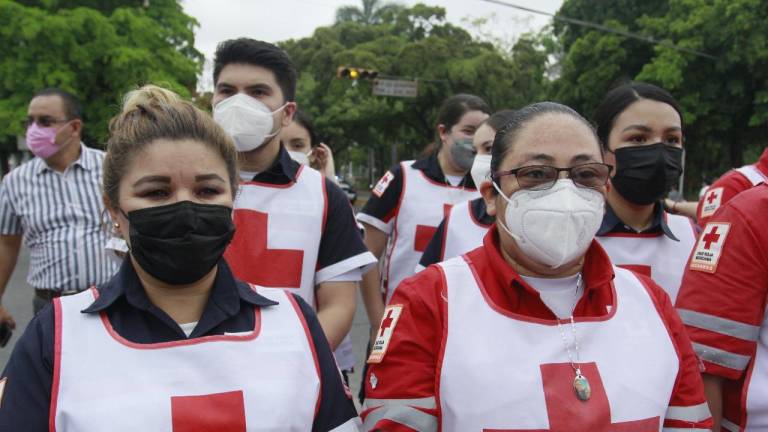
0,88,118,325
417,110,515,271
362,102,711,431
210,38,376,360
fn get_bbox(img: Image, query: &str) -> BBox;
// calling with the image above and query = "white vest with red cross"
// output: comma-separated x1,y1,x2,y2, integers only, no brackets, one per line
225,165,325,307
442,200,490,263
383,161,478,302
596,213,696,303
437,258,679,431
51,287,320,431
735,164,768,186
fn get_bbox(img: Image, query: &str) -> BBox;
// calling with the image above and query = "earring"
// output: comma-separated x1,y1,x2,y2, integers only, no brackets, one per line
113,222,120,229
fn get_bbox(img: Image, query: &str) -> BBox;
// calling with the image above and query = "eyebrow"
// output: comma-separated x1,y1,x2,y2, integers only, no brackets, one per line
621,124,683,133
571,154,601,164
195,174,226,182
519,153,556,164
132,176,170,188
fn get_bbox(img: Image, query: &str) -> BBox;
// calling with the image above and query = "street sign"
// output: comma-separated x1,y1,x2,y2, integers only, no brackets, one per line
372,79,418,98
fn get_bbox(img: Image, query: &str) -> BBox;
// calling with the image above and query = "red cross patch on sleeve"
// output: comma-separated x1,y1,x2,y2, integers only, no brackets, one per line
372,171,395,198
690,223,730,273
367,305,403,364
700,187,724,218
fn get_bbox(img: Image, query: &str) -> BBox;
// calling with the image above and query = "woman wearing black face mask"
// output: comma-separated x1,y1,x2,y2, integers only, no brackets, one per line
593,82,697,303
0,85,360,431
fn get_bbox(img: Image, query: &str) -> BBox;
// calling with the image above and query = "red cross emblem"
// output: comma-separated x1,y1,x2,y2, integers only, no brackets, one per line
171,390,246,432
379,308,396,337
225,209,304,288
702,225,721,250
485,363,659,432
414,204,452,252
706,190,719,204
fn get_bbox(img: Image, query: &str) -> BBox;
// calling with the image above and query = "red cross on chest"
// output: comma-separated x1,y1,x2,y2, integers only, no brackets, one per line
484,363,659,432
171,390,246,432
414,204,453,252
702,226,721,250
225,209,305,288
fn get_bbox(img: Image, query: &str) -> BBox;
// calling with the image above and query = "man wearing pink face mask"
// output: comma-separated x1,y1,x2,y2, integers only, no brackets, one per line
0,89,118,326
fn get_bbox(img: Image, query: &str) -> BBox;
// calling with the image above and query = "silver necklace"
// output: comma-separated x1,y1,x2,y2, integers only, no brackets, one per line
556,273,591,401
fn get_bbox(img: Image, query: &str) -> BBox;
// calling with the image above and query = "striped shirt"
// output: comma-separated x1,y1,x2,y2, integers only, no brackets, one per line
0,144,118,291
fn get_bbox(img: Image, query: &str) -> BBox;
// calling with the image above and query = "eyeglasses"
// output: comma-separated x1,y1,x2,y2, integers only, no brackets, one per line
23,116,67,129
492,163,613,191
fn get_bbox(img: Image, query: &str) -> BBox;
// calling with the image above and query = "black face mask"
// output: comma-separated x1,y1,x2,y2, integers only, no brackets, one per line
611,143,683,205
124,201,235,285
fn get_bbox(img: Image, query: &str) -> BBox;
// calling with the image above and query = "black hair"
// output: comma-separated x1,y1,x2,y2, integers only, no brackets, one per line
213,38,297,102
33,88,82,121
490,102,598,190
435,93,491,141
483,109,516,132
291,109,318,148
593,82,683,151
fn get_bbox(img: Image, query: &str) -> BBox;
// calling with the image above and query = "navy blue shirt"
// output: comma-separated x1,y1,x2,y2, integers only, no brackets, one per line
419,197,493,268
0,259,358,431
597,201,679,241
360,152,476,225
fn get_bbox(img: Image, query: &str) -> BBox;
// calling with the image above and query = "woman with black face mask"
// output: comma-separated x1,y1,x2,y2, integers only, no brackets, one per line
0,85,360,431
593,82,697,303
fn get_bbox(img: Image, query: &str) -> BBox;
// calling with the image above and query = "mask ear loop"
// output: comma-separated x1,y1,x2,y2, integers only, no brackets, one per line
263,102,291,142
491,180,522,243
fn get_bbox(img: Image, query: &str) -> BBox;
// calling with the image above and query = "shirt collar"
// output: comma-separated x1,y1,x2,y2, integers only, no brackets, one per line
82,259,278,315
597,201,679,241
250,145,300,184
411,152,476,189
478,228,616,319
35,143,95,175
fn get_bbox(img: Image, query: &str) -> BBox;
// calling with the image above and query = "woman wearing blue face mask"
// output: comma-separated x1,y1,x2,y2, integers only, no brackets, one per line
357,94,490,346
361,102,711,431
417,109,516,271
593,82,697,304
0,85,360,431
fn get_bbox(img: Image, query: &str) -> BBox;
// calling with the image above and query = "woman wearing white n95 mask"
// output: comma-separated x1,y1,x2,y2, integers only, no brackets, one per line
361,102,711,431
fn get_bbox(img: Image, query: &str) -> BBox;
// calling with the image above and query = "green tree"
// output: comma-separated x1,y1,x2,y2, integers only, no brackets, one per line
283,4,549,183
0,0,201,165
335,0,404,25
550,0,669,118
636,0,768,178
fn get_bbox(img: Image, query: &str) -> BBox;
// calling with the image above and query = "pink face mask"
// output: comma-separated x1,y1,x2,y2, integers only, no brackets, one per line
26,122,65,159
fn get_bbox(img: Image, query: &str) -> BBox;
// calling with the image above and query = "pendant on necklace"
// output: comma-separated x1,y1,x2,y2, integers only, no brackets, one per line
573,369,591,401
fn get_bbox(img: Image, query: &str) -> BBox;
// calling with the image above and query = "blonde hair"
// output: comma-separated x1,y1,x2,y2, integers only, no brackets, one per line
103,85,239,207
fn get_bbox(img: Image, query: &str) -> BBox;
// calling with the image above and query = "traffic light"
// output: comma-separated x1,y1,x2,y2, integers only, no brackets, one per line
337,66,379,80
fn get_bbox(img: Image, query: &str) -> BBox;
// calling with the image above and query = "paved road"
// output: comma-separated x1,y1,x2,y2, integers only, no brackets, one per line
0,248,374,406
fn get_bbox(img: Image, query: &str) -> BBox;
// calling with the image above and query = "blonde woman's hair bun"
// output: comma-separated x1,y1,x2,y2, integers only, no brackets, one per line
121,84,182,114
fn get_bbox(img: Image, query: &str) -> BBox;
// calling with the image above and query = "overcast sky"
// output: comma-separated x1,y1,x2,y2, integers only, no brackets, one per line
182,0,563,90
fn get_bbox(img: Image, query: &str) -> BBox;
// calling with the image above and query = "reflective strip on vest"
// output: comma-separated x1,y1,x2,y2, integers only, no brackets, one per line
678,309,760,342
692,342,751,371
735,164,768,186
665,402,711,422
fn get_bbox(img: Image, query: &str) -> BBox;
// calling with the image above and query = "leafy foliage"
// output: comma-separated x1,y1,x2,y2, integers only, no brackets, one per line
282,3,549,180
0,0,202,153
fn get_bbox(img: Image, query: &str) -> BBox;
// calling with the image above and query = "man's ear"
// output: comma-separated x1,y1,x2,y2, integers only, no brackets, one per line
68,119,83,137
481,181,497,217
281,102,297,127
